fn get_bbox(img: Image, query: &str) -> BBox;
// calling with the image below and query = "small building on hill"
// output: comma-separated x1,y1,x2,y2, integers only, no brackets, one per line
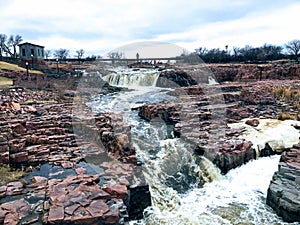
18,42,45,60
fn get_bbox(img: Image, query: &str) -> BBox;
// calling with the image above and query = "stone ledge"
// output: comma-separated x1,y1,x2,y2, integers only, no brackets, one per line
266,144,300,222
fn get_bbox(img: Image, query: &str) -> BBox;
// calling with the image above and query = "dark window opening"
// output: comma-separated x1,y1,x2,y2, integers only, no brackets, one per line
22,49,25,57
31,49,34,56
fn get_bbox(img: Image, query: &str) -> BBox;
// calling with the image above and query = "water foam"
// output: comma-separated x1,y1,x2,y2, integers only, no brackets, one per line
140,155,296,225
103,68,161,88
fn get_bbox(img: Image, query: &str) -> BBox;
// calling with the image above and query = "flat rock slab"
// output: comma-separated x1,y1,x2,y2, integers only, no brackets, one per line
0,87,151,224
45,174,125,224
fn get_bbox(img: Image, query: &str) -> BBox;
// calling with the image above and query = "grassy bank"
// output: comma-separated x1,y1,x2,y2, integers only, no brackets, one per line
0,76,13,86
0,61,43,74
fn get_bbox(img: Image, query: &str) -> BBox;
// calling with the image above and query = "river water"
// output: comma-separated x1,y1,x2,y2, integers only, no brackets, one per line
86,67,297,225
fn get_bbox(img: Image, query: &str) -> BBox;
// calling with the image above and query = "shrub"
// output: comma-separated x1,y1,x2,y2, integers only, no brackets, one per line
272,86,300,102
278,112,296,120
0,165,26,186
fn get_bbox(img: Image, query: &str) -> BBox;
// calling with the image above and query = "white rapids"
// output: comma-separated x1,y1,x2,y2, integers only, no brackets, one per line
102,68,160,88
141,155,296,225
86,68,298,225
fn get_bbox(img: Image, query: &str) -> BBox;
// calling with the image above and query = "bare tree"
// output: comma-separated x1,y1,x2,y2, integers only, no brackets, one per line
285,39,300,59
0,34,7,57
44,50,51,59
107,51,124,64
195,47,208,57
53,48,69,60
232,46,240,59
75,49,85,59
0,34,23,58
7,34,23,58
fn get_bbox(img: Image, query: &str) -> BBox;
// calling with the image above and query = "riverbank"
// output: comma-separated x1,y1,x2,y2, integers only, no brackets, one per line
0,84,150,224
137,75,300,222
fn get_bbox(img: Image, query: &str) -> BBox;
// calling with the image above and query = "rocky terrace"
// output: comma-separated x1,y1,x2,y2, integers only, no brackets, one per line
0,87,151,225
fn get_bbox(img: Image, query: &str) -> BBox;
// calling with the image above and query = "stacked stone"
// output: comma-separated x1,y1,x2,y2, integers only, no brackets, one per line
266,143,300,222
207,63,300,82
138,81,299,173
0,87,151,224
138,82,256,173
0,131,9,165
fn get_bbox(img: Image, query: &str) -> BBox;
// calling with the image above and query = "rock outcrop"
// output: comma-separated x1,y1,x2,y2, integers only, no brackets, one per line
138,82,255,173
208,63,300,82
266,143,300,222
0,87,151,225
156,69,198,87
138,80,300,173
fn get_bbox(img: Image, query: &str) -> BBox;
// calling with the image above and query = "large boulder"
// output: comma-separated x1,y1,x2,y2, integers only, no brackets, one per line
266,143,300,222
156,69,198,87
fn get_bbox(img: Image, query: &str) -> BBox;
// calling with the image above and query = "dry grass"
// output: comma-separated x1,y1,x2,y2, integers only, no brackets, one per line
0,165,26,186
0,76,13,85
0,61,43,74
272,86,300,120
272,86,300,111
272,86,300,102
278,112,297,120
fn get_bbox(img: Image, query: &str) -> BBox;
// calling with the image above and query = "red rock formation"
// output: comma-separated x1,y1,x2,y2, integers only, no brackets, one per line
266,143,300,222
138,80,300,173
208,63,300,82
0,87,151,224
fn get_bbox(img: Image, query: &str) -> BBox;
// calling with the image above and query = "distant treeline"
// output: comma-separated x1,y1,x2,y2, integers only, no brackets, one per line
185,39,300,63
1,33,300,64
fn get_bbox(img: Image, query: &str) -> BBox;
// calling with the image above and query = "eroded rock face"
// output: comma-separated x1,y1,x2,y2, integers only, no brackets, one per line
138,82,255,173
0,87,151,224
138,80,300,173
266,143,300,222
45,175,126,224
208,63,300,82
156,69,198,87
0,87,137,166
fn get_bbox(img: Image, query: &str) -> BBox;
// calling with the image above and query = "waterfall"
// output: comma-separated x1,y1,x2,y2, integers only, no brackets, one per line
87,68,292,225
141,155,291,225
103,69,160,88
208,75,219,85
137,138,222,210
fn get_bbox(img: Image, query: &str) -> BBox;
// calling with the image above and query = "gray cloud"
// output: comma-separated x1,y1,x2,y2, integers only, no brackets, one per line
0,0,299,56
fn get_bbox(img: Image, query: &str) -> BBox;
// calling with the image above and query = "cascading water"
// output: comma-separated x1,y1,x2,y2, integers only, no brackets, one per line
87,68,296,225
103,68,161,88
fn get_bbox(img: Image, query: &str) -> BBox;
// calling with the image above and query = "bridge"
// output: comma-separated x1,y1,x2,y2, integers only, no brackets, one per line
97,57,180,62
46,56,183,64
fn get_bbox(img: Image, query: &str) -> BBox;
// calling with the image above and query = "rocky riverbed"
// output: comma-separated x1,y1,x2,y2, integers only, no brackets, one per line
0,63,299,223
0,86,150,225
138,77,300,222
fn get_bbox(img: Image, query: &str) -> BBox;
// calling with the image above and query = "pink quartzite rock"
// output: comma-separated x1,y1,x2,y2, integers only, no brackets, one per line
138,80,300,174
0,199,31,225
48,205,64,223
44,174,129,224
103,184,128,198
266,143,300,223
245,118,260,127
86,199,110,217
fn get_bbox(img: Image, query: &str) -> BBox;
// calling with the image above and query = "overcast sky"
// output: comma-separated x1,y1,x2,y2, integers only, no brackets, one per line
1,0,299,58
